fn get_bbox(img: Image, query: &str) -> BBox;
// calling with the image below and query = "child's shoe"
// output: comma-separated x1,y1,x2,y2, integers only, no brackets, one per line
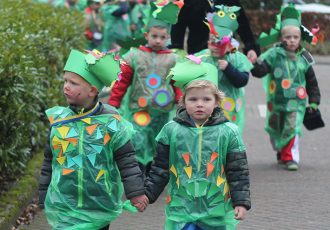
286,161,299,171
276,152,284,165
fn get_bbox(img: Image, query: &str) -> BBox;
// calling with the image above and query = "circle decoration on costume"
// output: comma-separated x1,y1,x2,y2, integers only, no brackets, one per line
235,98,242,112
153,89,171,107
273,67,283,78
267,101,273,112
133,111,151,126
287,99,298,110
269,80,276,94
221,97,235,112
296,86,307,99
281,79,291,89
231,115,237,122
146,73,161,89
138,97,148,108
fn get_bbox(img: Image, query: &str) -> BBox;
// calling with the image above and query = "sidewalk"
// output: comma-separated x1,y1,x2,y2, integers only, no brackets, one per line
21,56,330,230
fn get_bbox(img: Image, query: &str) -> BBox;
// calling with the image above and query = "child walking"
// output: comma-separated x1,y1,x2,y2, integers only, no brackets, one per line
143,57,251,230
196,5,253,133
251,4,321,170
38,50,147,229
108,1,183,174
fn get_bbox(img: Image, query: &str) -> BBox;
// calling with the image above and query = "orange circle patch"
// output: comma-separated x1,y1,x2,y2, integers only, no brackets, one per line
138,97,147,108
133,111,151,126
281,79,291,89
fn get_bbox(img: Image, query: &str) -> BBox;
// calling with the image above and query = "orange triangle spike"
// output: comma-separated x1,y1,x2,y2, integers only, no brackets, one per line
66,138,77,146
166,195,171,204
113,114,121,121
62,168,74,175
58,148,63,157
182,153,190,166
210,152,218,163
48,116,54,124
104,133,111,145
206,162,215,177
86,124,98,135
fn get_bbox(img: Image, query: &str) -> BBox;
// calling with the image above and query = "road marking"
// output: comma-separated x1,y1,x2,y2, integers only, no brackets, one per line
258,104,266,118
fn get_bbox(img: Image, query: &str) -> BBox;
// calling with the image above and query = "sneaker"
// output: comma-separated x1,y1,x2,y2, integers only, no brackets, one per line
276,152,284,165
286,161,299,171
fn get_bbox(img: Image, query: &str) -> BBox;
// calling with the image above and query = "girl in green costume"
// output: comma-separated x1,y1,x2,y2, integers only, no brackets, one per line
38,50,147,229
195,5,253,134
251,4,321,171
142,58,251,230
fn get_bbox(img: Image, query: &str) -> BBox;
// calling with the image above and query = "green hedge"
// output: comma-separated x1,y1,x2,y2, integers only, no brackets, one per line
0,0,86,178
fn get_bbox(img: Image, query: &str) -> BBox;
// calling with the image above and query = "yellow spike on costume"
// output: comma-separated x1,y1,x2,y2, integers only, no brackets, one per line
170,165,177,177
52,136,61,147
96,169,105,182
176,177,180,188
56,156,66,165
217,175,225,186
61,140,69,153
184,166,192,179
82,118,91,124
57,126,70,138
223,182,229,195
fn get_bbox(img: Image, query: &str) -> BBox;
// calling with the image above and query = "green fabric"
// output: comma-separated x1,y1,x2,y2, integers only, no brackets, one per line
196,49,253,133
156,120,245,229
259,46,312,149
44,105,134,229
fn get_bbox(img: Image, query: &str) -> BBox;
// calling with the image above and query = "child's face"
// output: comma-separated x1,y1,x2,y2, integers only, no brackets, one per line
184,87,217,125
281,25,301,52
208,35,231,58
63,72,94,108
144,27,169,52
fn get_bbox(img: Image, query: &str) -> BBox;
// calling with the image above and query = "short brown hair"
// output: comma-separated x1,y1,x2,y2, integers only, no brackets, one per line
179,80,225,107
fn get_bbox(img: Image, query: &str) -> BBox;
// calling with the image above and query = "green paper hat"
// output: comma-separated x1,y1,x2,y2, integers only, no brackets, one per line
207,5,240,41
258,3,314,47
64,49,120,92
146,0,184,31
167,55,218,89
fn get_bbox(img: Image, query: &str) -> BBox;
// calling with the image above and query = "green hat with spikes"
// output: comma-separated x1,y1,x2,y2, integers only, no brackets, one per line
146,0,184,31
64,49,120,92
258,3,315,47
167,55,218,90
207,5,241,41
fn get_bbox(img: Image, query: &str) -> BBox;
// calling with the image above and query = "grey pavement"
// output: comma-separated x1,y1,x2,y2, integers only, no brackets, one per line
22,56,330,230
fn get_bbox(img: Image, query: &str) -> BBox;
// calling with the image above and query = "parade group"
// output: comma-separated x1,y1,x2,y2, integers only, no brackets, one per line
36,0,322,229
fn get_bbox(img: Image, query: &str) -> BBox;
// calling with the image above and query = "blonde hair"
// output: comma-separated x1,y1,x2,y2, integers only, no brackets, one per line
179,80,225,107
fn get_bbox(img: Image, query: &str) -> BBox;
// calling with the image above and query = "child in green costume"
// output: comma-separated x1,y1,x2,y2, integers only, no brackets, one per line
195,5,253,133
142,57,251,230
251,4,321,171
38,49,148,230
108,1,184,174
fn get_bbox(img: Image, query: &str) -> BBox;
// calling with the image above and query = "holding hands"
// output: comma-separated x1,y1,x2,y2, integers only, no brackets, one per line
130,195,149,212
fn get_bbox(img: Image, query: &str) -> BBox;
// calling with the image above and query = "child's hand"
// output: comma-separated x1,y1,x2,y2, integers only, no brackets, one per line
130,195,149,212
234,206,247,220
247,50,258,63
218,59,228,70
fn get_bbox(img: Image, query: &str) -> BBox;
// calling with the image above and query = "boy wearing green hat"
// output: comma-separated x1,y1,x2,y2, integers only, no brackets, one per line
195,4,253,134
108,1,183,175
251,4,321,171
140,56,251,230
38,49,148,229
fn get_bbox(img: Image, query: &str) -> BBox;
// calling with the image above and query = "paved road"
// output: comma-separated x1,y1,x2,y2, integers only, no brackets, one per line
23,56,330,230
